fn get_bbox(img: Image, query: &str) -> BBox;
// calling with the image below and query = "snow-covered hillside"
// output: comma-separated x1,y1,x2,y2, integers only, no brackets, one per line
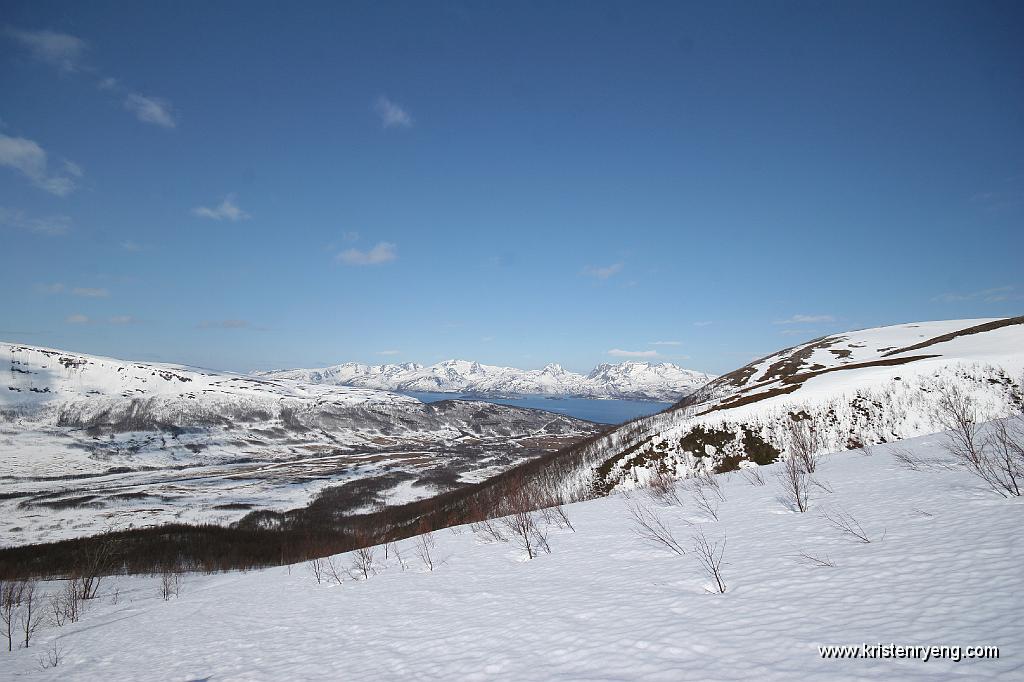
256,359,715,401
0,343,599,546
5,426,1022,680
544,318,1024,497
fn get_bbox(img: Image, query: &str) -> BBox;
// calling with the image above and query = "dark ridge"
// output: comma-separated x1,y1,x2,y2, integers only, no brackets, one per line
881,316,1024,357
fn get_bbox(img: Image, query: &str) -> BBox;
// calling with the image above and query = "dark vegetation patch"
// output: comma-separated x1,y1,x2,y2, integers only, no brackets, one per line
213,503,254,511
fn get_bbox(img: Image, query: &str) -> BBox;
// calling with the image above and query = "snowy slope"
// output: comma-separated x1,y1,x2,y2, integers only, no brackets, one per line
544,318,1024,496
256,359,715,401
5,425,1022,680
0,343,600,546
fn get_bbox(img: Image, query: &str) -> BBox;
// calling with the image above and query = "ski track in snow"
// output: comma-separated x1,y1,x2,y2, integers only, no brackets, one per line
7,428,1023,680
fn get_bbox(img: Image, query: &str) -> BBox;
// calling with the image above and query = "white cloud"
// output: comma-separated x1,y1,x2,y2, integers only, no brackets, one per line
779,329,816,336
109,315,138,324
375,97,413,129
650,340,681,346
933,286,1021,304
124,93,176,128
582,263,623,280
0,207,72,236
72,287,109,298
98,77,118,90
337,242,397,266
192,195,250,222
0,134,79,196
198,319,250,329
376,350,401,356
121,241,144,252
693,321,713,327
608,348,659,358
65,313,90,324
6,28,87,72
774,314,835,324
37,282,65,294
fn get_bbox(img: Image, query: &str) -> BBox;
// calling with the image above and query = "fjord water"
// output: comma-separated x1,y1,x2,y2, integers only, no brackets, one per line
402,392,671,424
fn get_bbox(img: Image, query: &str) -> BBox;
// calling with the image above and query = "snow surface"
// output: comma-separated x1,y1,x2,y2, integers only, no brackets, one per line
5,425,1023,680
256,358,715,402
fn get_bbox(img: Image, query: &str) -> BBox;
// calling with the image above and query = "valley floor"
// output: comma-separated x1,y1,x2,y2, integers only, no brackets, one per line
6,428,1023,680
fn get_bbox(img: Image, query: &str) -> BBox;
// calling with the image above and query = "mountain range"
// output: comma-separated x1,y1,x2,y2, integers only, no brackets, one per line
255,359,715,402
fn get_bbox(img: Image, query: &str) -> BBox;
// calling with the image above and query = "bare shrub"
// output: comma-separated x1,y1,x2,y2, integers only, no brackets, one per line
626,502,686,556
796,551,836,568
692,471,725,501
1,579,25,651
811,477,834,494
892,446,927,471
39,640,63,670
935,384,1022,496
307,557,325,584
159,569,181,600
501,509,550,560
742,467,766,486
471,519,508,544
349,545,375,581
415,532,438,571
788,416,821,473
777,454,811,513
19,583,44,648
820,507,877,544
541,504,575,532
692,486,720,521
72,539,115,602
645,469,684,507
692,529,727,593
323,556,346,585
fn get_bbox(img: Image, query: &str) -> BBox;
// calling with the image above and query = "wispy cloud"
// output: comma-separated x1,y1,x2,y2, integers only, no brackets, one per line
5,28,87,72
582,263,623,280
192,195,250,222
198,319,250,329
375,96,412,129
693,321,713,327
774,314,835,324
109,315,139,325
779,328,817,337
124,93,176,128
376,350,401,356
649,340,681,346
0,134,80,196
72,287,109,298
36,282,65,294
0,207,72,236
337,242,397,266
932,286,1022,304
65,313,90,324
121,241,145,252
608,348,659,358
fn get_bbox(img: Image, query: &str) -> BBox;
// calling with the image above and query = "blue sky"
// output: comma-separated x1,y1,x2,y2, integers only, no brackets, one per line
1,1,1022,375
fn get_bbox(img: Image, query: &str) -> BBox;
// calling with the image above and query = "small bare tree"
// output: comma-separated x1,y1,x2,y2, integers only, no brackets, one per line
795,551,837,568
935,384,1022,496
19,583,44,648
415,532,438,571
323,556,346,585
39,640,63,670
501,510,550,560
788,416,821,473
1,579,24,651
159,569,181,601
777,454,811,513
48,581,84,627
692,529,727,594
307,557,325,584
742,467,766,486
626,502,686,556
472,519,508,544
692,486,720,521
645,468,684,506
541,504,576,532
350,545,375,581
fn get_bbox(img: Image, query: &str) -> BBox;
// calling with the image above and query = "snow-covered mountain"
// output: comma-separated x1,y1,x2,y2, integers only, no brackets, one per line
532,317,1024,497
256,359,715,401
0,343,599,546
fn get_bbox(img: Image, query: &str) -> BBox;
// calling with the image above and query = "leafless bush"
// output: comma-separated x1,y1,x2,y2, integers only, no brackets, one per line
796,551,837,568
692,486,720,521
391,543,408,571
541,504,576,532
820,507,877,543
39,640,63,670
71,539,115,602
415,532,438,571
742,467,766,486
1,579,25,651
811,477,834,494
17,582,44,649
645,469,684,507
788,416,821,473
692,470,725,501
891,446,927,471
626,502,686,556
777,454,811,513
859,443,875,457
159,569,181,600
471,519,508,544
935,384,1022,497
349,545,375,581
501,509,550,560
692,529,727,593
307,557,325,584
